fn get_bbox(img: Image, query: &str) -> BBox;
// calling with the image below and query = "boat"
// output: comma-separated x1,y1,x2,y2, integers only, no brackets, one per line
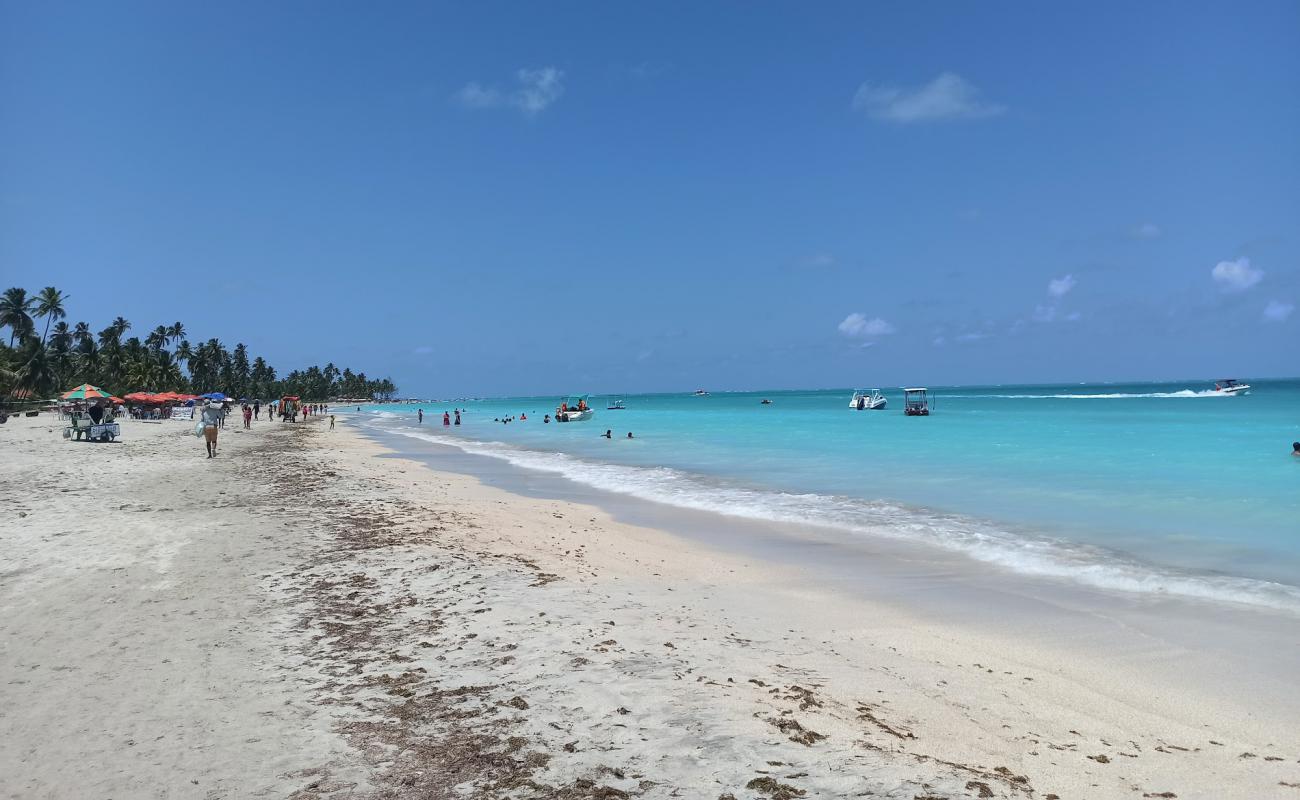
555,394,594,422
848,389,887,410
903,387,930,416
693,389,709,396
760,398,773,405
607,398,626,410
1213,379,1251,396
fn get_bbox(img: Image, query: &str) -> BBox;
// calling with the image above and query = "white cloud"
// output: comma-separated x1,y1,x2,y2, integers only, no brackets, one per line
1047,274,1076,298
838,313,896,338
932,335,947,347
1211,257,1263,291
800,252,836,269
1132,222,1162,239
457,67,565,115
1032,304,1057,323
1065,311,1082,321
852,72,1005,123
1263,300,1294,322
457,83,502,109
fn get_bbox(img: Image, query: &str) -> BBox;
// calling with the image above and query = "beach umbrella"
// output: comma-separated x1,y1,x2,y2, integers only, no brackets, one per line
201,392,227,401
61,383,112,400
109,396,125,405
124,391,155,402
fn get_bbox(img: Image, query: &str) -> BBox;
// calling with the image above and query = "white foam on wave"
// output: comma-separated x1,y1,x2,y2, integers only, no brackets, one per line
949,389,1230,399
364,417,1300,615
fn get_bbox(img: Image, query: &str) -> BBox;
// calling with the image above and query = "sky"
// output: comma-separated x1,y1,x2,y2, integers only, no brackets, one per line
2,1,1297,397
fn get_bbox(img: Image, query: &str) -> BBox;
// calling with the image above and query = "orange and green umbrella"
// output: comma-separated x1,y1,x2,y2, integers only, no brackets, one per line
61,384,113,400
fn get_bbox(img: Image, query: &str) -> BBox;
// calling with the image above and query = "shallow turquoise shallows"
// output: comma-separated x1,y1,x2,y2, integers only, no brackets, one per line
355,379,1300,613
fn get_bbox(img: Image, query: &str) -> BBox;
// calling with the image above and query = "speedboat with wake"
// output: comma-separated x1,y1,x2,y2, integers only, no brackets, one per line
1213,379,1250,395
848,389,887,410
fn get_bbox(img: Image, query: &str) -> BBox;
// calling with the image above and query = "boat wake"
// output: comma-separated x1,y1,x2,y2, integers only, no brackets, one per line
949,389,1230,399
363,416,1300,616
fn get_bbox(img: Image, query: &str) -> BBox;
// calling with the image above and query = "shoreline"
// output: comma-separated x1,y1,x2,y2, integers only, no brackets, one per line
2,413,1297,798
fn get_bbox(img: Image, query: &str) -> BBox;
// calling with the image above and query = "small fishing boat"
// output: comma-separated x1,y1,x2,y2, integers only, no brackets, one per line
903,388,930,416
607,398,626,410
760,398,773,405
693,389,709,396
555,394,594,422
848,389,887,410
1213,379,1250,396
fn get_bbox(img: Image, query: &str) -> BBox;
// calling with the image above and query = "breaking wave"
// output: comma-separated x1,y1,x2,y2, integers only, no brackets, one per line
364,417,1300,616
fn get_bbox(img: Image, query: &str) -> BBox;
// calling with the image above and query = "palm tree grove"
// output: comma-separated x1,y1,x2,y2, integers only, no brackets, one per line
0,286,397,403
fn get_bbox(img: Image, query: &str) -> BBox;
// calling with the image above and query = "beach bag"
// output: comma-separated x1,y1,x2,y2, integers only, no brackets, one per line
194,421,205,437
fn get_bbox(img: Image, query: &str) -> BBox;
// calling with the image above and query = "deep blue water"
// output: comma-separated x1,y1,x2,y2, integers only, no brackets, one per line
351,379,1300,613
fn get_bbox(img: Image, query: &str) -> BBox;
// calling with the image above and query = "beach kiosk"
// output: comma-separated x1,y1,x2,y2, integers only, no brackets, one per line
60,384,122,441
903,387,931,417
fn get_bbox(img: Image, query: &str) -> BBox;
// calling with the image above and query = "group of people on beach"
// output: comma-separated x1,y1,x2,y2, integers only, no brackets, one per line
198,399,334,458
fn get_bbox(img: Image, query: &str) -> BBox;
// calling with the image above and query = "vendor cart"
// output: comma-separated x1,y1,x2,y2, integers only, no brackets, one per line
64,413,121,442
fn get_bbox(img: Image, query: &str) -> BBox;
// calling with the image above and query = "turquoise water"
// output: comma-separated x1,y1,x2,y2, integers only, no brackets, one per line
352,379,1300,613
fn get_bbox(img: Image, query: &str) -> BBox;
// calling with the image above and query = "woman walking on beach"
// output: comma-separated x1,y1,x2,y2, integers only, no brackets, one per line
242,404,252,429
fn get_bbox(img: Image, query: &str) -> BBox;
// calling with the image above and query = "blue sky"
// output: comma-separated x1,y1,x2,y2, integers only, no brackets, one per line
2,1,1297,396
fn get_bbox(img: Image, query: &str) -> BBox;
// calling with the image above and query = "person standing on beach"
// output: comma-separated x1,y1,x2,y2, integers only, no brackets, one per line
253,400,260,420
242,404,252,429
201,401,224,458
418,408,423,424
330,414,335,430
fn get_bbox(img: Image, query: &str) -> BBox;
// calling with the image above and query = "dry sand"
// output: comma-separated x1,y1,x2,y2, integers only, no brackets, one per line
1,411,1296,799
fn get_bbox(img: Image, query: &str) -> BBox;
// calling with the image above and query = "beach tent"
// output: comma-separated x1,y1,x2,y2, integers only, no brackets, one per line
61,384,112,400
124,391,157,403
200,392,227,401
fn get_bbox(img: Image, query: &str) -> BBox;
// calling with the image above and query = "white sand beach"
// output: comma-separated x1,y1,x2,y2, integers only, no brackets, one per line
2,412,1297,799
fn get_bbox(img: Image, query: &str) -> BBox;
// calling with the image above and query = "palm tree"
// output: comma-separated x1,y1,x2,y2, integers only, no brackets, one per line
49,320,71,348
34,287,69,345
1,287,36,346
146,324,168,352
13,338,56,397
111,316,130,339
73,321,92,350
167,322,186,350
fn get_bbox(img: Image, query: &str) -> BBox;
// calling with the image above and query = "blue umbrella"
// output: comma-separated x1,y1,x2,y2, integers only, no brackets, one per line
201,392,227,400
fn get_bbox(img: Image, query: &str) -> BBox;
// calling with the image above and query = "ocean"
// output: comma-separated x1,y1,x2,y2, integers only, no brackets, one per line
350,379,1300,614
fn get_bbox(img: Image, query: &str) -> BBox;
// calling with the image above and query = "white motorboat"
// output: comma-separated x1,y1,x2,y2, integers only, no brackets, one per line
848,389,887,410
556,394,594,422
1213,379,1250,396
693,389,709,396
607,398,626,410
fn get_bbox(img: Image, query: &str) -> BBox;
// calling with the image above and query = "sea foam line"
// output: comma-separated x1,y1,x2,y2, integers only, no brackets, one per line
364,417,1300,615
946,389,1230,399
